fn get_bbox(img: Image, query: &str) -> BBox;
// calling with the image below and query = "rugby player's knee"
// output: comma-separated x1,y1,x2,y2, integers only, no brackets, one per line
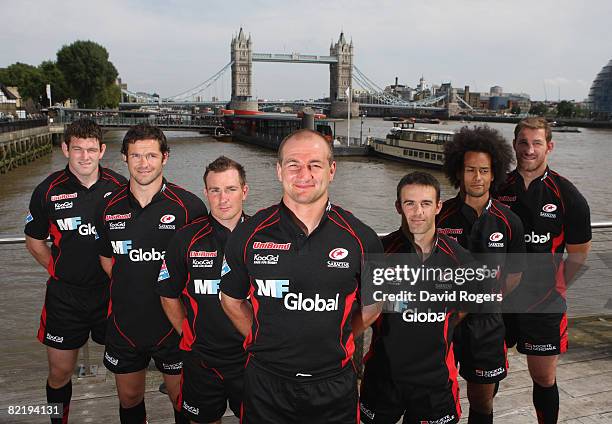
466,382,494,413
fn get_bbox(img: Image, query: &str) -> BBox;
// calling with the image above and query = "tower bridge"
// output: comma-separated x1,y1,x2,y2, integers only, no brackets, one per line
121,28,468,117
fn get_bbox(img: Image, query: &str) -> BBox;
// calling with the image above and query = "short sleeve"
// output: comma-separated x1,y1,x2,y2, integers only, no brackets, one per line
505,212,527,274
563,183,592,245
24,184,49,240
156,231,188,298
94,199,113,258
220,228,251,299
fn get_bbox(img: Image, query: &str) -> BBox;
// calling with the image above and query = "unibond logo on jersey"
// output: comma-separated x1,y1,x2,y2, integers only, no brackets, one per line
329,248,349,260
192,259,214,268
51,192,77,202
104,352,119,366
194,279,220,295
158,260,170,281
253,254,279,265
402,308,446,322
106,213,132,221
253,241,291,250
437,228,463,235
524,231,550,244
497,195,516,202
540,203,558,218
111,240,133,254
159,214,176,230
475,367,505,378
54,201,73,210
190,250,218,258
419,414,455,424
129,248,165,262
46,333,63,343
109,222,126,231
182,401,199,416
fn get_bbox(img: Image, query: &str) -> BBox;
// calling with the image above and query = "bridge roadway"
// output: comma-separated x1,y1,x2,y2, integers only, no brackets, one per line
0,228,611,423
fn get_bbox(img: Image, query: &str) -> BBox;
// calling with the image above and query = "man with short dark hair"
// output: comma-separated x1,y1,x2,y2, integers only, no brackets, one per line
220,129,382,423
95,124,207,424
437,126,526,424
157,156,249,423
360,171,471,424
495,117,591,424
25,118,127,423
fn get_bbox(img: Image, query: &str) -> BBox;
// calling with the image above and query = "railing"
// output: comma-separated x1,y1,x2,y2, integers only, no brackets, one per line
0,118,48,134
53,115,226,128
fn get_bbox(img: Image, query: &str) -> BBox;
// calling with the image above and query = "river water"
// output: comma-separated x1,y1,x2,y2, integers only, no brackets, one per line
1,118,610,235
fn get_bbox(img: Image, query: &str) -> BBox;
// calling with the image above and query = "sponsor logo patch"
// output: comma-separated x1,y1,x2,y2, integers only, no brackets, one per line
104,191,113,198
190,250,218,258
525,231,550,244
104,352,119,366
194,279,220,295
192,259,214,268
329,247,349,260
524,342,556,352
25,212,33,224
182,401,199,416
109,221,126,231
158,260,170,281
475,367,505,378
160,214,175,224
54,201,73,210
253,254,279,265
221,257,231,276
542,203,557,212
46,333,63,343
162,361,182,371
51,193,77,202
489,232,503,242
497,195,517,202
106,213,131,221
437,228,463,235
253,241,291,250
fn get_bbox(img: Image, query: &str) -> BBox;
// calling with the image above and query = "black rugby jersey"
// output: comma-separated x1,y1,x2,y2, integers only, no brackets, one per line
25,166,127,287
495,168,591,308
221,201,382,377
437,195,526,289
95,179,207,347
156,213,247,369
364,229,472,388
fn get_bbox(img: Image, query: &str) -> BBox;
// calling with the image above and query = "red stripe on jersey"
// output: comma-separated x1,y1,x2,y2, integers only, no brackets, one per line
44,172,68,202
243,208,280,263
179,272,198,352
101,170,124,187
340,288,358,367
113,316,137,347
244,283,260,350
47,222,62,279
543,177,565,211
37,301,47,343
443,312,461,420
437,200,460,226
105,186,128,209
156,327,175,346
437,237,459,265
490,202,512,239
107,257,115,317
163,185,189,222
329,207,365,260
560,313,568,353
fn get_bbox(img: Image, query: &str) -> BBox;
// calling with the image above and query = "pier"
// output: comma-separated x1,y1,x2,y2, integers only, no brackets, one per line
0,120,55,174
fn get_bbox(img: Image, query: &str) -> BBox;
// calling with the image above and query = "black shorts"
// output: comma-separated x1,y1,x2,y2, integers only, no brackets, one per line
504,313,568,356
103,320,182,374
359,360,460,424
241,358,358,424
453,313,508,383
37,279,108,350
178,351,244,423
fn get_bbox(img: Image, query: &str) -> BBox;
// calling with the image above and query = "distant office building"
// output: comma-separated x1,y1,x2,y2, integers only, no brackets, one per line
490,85,503,96
588,59,612,118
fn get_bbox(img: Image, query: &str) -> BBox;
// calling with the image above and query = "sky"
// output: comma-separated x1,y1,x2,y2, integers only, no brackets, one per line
2,0,611,102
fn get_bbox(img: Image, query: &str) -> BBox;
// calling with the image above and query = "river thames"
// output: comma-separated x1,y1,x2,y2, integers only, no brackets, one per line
1,118,610,236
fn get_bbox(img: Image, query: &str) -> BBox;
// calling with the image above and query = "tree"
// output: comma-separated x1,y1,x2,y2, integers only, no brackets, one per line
0,62,45,102
556,100,576,118
529,103,548,116
56,40,119,108
38,61,70,104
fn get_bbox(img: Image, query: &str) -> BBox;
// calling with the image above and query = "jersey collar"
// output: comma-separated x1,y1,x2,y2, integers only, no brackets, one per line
127,177,169,209
278,199,331,238
64,165,102,190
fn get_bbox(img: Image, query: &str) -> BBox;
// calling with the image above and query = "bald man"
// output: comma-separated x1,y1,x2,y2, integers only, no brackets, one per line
220,129,383,424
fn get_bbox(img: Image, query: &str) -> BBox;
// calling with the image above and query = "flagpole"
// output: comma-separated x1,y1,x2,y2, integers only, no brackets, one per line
346,87,350,146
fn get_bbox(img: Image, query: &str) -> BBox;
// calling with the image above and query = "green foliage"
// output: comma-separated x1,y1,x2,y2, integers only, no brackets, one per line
56,40,119,108
529,103,548,116
0,62,45,102
39,61,70,104
556,100,576,118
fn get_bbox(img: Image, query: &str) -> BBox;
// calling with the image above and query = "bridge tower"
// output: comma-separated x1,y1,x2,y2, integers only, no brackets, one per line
329,32,359,118
230,28,258,112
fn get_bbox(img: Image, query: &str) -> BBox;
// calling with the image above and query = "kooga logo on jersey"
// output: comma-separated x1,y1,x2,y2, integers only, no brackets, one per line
254,279,338,311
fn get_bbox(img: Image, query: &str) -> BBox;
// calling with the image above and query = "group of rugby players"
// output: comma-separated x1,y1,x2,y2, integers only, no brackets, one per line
25,116,590,424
